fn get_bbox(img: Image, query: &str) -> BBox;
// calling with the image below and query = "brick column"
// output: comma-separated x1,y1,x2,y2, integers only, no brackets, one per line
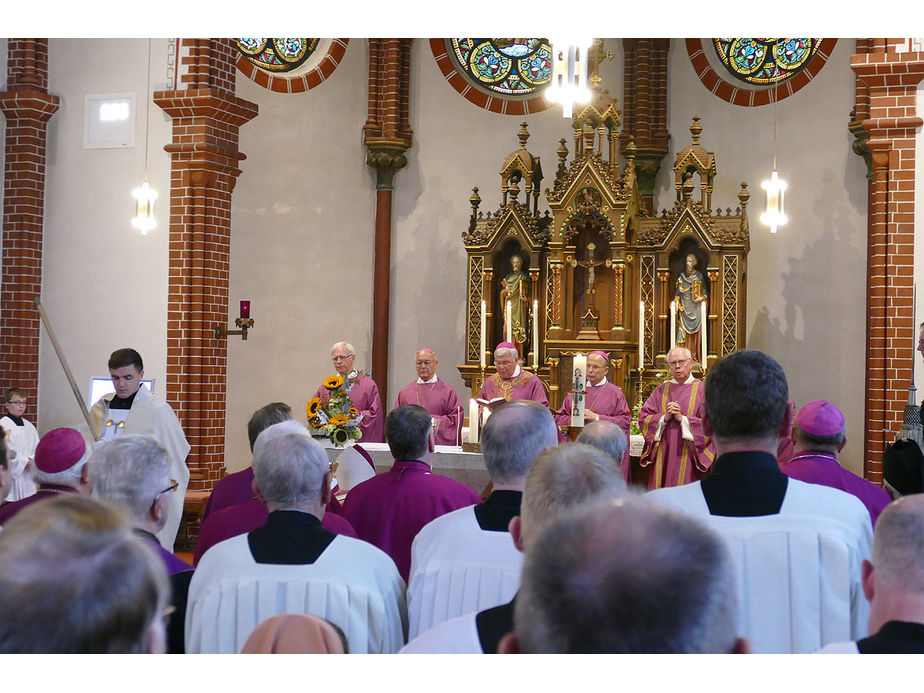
0,39,59,417
622,39,671,214
364,39,413,403
851,42,924,482
154,39,258,490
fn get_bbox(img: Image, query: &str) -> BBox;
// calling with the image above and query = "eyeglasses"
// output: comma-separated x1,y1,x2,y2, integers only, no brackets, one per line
331,355,354,362
668,359,690,367
150,479,178,512
7,400,26,406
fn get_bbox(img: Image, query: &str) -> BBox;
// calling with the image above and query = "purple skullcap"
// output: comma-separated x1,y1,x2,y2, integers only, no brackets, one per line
495,342,516,351
796,400,845,437
589,350,610,363
416,347,436,355
34,427,88,473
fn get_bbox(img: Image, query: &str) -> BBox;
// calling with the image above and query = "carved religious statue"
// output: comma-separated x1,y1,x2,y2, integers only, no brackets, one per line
674,253,707,361
573,242,605,295
500,254,530,358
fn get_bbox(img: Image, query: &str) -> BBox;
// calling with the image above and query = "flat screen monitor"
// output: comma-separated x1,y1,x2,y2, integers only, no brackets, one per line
88,378,154,408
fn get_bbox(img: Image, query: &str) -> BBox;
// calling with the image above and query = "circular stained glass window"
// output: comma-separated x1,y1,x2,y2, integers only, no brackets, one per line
451,39,552,96
713,38,820,86
236,39,320,73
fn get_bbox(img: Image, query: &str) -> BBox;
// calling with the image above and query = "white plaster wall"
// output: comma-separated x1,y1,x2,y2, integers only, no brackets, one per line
36,38,172,435
663,39,869,474
225,41,376,472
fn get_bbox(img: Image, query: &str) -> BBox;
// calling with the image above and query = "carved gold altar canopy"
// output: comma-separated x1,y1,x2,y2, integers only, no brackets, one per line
459,99,751,411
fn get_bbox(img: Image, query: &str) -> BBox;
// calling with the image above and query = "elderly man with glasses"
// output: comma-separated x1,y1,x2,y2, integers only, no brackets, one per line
637,346,715,489
0,387,39,502
89,434,193,653
312,341,384,443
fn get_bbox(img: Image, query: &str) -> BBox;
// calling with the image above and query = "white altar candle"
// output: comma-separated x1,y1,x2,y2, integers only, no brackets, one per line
532,299,539,370
480,300,486,370
468,398,479,444
638,301,645,370
701,301,708,367
571,352,587,427
670,300,677,351
482,407,491,427
505,300,512,343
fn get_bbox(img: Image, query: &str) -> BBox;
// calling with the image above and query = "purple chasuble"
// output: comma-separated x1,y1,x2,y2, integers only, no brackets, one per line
477,370,548,407
637,379,715,489
555,382,632,480
783,452,892,526
341,460,482,581
395,379,463,446
137,532,192,575
314,373,384,443
193,497,357,566
203,466,256,518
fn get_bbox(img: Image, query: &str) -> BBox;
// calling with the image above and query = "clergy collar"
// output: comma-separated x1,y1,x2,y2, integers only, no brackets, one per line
671,374,696,385
3,413,24,426
416,375,439,384
508,364,521,379
588,377,607,388
110,390,138,410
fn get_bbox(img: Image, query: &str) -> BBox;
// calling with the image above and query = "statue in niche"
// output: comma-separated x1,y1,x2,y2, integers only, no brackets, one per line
674,253,707,361
501,254,530,358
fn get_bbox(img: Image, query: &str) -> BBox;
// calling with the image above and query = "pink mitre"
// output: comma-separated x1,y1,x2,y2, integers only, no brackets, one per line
495,341,516,351
796,400,845,436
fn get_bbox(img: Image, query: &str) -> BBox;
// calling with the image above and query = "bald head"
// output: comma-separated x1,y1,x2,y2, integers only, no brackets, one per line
871,495,924,594
512,497,740,653
480,401,557,487
415,349,438,382
576,420,628,467
519,443,628,546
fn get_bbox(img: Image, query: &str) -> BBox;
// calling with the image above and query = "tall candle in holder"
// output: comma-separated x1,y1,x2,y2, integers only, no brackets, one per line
468,399,479,444
532,299,539,370
505,300,512,343
700,301,707,367
638,301,645,370
570,352,587,427
480,300,486,370
669,300,676,351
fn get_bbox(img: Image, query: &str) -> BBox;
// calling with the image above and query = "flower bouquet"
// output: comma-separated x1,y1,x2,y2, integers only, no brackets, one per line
306,374,364,447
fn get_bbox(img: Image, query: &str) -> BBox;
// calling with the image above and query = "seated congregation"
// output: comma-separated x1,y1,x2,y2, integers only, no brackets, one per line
1,349,922,655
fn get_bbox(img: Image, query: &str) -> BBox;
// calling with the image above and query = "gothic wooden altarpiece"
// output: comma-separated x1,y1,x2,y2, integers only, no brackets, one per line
458,97,751,413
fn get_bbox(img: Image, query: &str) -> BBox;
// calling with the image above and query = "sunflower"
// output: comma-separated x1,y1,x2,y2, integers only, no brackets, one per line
323,375,344,391
331,428,350,445
329,413,349,426
306,398,322,418
349,406,358,417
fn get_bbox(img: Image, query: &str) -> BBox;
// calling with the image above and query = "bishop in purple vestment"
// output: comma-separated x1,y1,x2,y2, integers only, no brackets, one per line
783,400,891,526
477,342,548,410
395,348,463,446
637,347,715,489
554,351,631,477
314,341,384,443
341,405,481,581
